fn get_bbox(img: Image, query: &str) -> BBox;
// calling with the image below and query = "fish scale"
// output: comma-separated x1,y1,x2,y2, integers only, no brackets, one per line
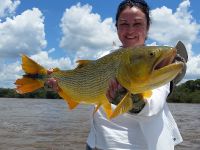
51,57,120,104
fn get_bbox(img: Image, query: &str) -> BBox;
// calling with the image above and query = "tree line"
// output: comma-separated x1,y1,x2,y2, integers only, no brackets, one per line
0,88,61,99
0,79,200,103
167,79,200,103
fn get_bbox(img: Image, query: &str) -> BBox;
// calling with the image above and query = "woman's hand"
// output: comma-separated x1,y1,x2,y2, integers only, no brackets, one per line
106,78,145,113
44,69,59,92
106,78,127,105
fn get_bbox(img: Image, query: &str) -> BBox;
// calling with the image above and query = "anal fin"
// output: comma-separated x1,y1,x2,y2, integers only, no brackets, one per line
58,88,79,109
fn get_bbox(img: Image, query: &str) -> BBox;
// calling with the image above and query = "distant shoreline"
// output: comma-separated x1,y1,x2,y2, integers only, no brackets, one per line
0,97,199,105
1,79,200,103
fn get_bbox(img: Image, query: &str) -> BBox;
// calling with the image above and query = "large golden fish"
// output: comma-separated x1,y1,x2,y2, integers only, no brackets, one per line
15,44,184,119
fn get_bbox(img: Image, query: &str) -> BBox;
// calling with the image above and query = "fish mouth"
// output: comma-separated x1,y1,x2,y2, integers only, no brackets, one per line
153,47,177,71
145,47,184,91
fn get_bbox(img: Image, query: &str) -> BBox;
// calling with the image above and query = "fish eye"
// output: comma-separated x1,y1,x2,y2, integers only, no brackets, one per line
149,51,155,57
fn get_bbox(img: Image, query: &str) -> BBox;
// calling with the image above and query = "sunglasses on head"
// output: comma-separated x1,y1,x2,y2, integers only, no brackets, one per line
119,0,148,8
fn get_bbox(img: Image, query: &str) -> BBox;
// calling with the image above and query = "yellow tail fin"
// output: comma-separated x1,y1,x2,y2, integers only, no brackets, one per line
15,55,47,94
15,77,44,94
21,55,47,74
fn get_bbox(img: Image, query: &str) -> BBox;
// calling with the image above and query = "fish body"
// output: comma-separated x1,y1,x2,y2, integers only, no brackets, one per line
15,45,184,119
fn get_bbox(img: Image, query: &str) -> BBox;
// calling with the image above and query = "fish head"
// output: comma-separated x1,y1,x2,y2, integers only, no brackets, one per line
117,46,184,93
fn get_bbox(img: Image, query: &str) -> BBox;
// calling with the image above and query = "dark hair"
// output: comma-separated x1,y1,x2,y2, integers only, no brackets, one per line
115,0,151,30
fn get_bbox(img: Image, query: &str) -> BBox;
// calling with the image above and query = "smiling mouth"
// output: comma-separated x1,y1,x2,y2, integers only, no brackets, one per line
154,48,176,70
125,35,137,40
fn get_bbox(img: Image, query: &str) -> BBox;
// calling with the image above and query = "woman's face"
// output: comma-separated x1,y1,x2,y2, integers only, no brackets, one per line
117,6,148,48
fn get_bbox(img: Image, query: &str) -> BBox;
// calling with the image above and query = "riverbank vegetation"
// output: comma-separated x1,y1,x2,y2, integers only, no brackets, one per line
0,79,200,103
0,88,61,99
168,79,200,103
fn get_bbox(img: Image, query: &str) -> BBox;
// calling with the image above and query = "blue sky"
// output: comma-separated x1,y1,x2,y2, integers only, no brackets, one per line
0,0,200,88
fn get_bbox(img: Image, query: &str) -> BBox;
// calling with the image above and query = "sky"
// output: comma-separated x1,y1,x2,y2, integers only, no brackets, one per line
0,0,200,88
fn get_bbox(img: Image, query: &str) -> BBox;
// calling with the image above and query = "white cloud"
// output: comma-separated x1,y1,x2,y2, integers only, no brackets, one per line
149,0,200,81
30,51,72,70
48,48,55,53
1,0,200,88
0,0,20,17
59,3,120,60
186,55,200,80
149,0,200,46
0,51,73,88
0,8,47,58
0,61,21,88
1,3,121,88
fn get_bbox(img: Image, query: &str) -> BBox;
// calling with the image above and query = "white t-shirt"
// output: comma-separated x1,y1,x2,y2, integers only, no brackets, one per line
87,83,183,150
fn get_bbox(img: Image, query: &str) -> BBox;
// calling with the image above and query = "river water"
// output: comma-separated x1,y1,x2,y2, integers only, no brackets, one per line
0,98,199,150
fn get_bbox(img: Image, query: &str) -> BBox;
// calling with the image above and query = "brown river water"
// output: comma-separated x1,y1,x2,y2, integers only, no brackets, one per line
0,98,199,150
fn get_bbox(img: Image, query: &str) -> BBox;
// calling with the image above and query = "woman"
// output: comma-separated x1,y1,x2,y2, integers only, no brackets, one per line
47,0,185,149
86,0,184,150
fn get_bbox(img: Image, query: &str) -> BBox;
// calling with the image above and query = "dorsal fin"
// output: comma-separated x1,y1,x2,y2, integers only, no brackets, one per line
75,60,93,69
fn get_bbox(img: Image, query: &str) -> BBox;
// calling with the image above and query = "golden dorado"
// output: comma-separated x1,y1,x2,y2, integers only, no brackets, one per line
15,44,184,119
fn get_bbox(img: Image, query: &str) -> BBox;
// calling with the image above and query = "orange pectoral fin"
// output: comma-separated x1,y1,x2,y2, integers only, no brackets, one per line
58,88,79,110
